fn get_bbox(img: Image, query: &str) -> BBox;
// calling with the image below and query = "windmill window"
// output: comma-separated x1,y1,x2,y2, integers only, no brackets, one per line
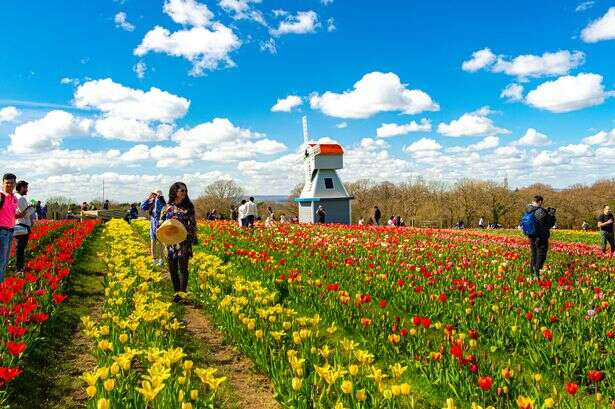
324,178,334,189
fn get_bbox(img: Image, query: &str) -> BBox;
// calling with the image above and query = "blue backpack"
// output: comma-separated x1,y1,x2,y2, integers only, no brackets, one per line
520,209,538,237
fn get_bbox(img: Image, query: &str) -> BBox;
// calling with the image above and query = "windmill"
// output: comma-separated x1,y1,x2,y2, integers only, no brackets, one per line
295,116,353,224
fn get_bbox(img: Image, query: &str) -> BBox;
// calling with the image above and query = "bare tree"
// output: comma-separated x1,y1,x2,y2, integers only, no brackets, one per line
194,179,244,219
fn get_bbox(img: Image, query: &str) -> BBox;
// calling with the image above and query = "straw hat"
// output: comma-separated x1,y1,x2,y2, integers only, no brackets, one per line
156,219,187,245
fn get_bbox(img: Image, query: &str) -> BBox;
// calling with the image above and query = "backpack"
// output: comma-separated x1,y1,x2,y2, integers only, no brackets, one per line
520,208,539,238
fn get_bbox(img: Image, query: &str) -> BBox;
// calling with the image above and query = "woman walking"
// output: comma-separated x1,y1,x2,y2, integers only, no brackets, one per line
160,182,197,302
140,190,166,265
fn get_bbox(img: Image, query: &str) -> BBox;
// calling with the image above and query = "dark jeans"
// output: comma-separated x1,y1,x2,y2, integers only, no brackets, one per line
168,255,189,293
601,231,615,253
247,215,255,227
15,232,30,272
530,236,549,275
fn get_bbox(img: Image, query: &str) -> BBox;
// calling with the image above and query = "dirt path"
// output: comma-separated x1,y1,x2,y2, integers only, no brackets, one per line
182,305,281,409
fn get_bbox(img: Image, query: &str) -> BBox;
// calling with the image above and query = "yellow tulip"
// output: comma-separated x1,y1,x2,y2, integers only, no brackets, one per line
356,389,366,401
291,377,303,391
190,389,198,400
103,379,114,392
119,333,129,343
400,383,411,396
86,385,96,398
341,380,353,394
97,398,109,409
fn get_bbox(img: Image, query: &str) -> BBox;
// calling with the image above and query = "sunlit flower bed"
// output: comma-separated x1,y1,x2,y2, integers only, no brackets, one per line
81,219,225,409
191,221,614,409
0,219,98,402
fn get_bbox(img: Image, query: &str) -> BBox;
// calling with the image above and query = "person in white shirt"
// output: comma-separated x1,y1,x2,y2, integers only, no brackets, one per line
245,197,258,227
237,200,248,228
358,217,365,225
279,213,287,224
14,180,36,274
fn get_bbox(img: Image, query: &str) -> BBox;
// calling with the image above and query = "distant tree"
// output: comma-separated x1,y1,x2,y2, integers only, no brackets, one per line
194,179,244,219
45,196,76,219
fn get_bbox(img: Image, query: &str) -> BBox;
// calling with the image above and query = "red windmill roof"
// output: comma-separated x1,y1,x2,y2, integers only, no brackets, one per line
308,143,344,155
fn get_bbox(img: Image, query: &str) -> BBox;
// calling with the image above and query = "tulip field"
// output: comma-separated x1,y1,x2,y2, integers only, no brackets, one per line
187,222,614,409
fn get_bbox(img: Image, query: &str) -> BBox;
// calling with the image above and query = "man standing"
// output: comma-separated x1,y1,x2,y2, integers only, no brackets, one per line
245,197,258,227
597,205,614,257
0,174,32,281
14,180,36,274
316,205,326,224
237,199,248,228
373,206,381,226
522,195,556,279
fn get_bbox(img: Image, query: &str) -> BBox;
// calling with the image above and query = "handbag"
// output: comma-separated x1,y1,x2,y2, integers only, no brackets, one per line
13,224,30,237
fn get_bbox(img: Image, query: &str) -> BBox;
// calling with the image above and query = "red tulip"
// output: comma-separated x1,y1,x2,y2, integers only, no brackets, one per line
477,376,493,390
6,341,26,356
587,370,604,383
379,300,387,309
412,316,421,326
400,328,408,337
565,382,579,395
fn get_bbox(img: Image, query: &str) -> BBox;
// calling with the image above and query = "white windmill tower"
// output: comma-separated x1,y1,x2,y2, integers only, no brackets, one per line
295,116,353,224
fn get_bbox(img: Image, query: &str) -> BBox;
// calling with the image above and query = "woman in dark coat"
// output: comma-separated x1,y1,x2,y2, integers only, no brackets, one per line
160,182,197,302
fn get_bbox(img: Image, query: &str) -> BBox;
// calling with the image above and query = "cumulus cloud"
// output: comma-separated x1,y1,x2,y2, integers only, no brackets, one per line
74,78,190,122
310,71,439,119
461,48,496,72
270,11,319,36
271,95,302,112
0,106,20,123
437,107,510,137
336,122,348,129
60,77,80,86
448,136,500,153
500,83,524,102
525,73,613,113
404,137,442,153
581,7,615,43
94,117,173,142
114,12,135,31
327,18,336,32
259,38,277,54
376,118,431,138
583,129,615,145
463,49,585,80
8,110,92,154
135,24,241,76
515,128,551,146
163,0,213,27
133,61,147,79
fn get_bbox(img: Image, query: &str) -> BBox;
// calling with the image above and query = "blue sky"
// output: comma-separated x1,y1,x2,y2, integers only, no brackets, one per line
1,0,614,202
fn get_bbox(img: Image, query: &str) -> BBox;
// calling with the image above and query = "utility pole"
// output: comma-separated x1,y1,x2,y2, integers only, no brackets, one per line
102,179,105,203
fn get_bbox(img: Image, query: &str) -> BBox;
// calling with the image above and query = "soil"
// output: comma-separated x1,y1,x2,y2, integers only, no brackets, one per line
182,305,281,409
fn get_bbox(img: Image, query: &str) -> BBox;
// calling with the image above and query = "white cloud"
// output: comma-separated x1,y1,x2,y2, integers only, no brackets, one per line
581,7,615,42
559,143,591,156
583,129,615,145
461,48,496,72
492,50,585,80
219,0,266,25
321,0,334,4
359,137,388,151
327,18,336,32
0,106,20,123
515,128,551,146
449,136,500,153
135,24,241,76
310,71,439,119
60,77,80,86
270,11,319,36
173,117,261,148
336,122,347,129
576,1,594,12
120,144,151,162
437,107,509,137
463,49,585,80
163,0,213,27
8,110,92,154
404,137,442,153
271,95,302,112
133,61,147,79
272,9,287,17
525,73,612,113
74,78,190,122
114,12,135,31
259,38,277,54
376,118,431,138
94,117,173,142
500,83,524,102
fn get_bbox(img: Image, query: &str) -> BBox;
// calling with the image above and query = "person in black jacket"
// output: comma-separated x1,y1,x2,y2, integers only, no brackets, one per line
525,195,556,279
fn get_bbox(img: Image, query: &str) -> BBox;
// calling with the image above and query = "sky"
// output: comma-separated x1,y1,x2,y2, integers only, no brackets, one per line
1,0,615,203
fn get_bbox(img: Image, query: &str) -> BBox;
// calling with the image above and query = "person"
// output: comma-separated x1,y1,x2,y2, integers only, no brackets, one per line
103,200,110,210
597,205,614,257
141,190,166,265
245,197,258,227
40,203,47,220
160,182,197,302
398,217,405,227
373,206,381,226
35,200,43,219
81,202,89,212
395,215,402,227
279,213,287,224
267,206,274,219
230,206,239,222
0,174,26,281
358,217,365,225
237,199,248,227
581,221,589,231
14,180,36,275
478,217,486,229
316,205,326,223
387,216,395,226
522,195,556,279
265,213,275,227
